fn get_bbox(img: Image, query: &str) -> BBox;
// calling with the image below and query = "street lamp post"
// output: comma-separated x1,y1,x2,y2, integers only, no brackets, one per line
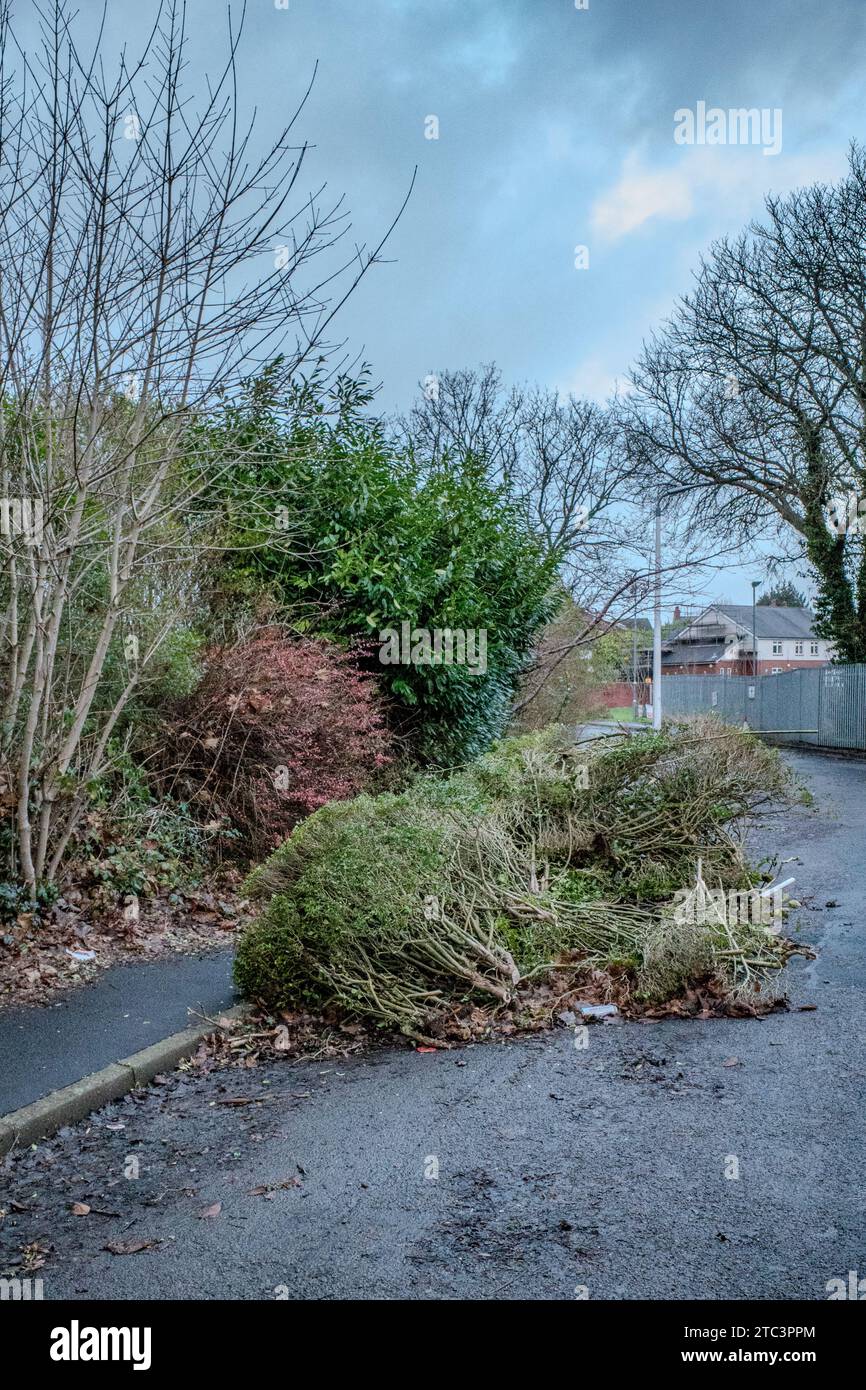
751,580,762,680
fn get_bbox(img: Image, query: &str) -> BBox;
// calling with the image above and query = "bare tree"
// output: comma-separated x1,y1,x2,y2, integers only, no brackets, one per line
0,0,401,886
402,363,524,480
403,364,639,578
628,144,866,661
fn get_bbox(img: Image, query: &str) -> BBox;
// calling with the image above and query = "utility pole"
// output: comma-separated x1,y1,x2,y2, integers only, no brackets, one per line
652,483,704,731
653,503,662,730
633,581,639,722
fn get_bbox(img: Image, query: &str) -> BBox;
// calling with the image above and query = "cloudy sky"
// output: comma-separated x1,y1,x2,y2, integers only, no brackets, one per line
69,0,865,413
198,0,865,412
21,0,866,604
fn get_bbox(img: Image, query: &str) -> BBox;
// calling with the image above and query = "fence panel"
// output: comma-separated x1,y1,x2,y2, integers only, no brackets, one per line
656,665,865,752
818,664,866,749
799,668,821,744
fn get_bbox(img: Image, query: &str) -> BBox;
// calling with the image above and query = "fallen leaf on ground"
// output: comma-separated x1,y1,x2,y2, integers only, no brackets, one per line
250,1177,302,1197
21,1240,50,1270
198,1202,222,1220
103,1238,161,1255
722,1057,741,1068
70,1202,91,1216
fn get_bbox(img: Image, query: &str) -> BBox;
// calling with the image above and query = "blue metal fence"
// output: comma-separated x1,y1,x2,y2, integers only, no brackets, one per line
660,665,866,751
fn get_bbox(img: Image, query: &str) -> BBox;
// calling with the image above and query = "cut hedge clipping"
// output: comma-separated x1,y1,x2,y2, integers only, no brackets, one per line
234,720,807,1039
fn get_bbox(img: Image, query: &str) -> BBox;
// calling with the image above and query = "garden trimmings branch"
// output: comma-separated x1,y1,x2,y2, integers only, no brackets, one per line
233,721,810,1038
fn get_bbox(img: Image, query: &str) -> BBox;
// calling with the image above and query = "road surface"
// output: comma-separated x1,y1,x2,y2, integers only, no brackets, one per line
1,751,863,1300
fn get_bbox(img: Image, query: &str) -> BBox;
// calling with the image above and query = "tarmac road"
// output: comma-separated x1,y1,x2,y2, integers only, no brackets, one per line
1,750,864,1300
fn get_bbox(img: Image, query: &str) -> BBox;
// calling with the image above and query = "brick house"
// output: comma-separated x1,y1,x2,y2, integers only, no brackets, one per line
659,604,834,676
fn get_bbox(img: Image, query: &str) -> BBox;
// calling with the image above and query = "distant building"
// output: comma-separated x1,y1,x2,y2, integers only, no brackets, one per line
657,604,833,675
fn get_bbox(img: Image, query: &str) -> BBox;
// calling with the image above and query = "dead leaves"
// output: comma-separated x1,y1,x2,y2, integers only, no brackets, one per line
20,1240,50,1270
69,1201,122,1218
249,1175,303,1200
103,1238,162,1255
0,884,248,1009
193,1007,387,1073
198,1202,222,1220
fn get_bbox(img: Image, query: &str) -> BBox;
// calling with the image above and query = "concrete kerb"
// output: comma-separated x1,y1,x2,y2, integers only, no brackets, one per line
0,1003,248,1157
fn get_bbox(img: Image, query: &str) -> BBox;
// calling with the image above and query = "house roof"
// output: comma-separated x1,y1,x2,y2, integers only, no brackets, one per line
674,605,818,641
662,643,727,667
582,611,652,634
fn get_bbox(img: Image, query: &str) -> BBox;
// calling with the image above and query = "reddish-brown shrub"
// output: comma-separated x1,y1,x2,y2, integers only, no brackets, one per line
159,631,394,855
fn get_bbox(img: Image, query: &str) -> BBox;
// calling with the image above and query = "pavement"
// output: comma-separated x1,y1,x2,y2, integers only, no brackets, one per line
0,949,237,1115
0,749,863,1300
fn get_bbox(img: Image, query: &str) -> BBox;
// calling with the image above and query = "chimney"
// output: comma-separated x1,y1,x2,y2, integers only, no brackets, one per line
673,605,681,621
